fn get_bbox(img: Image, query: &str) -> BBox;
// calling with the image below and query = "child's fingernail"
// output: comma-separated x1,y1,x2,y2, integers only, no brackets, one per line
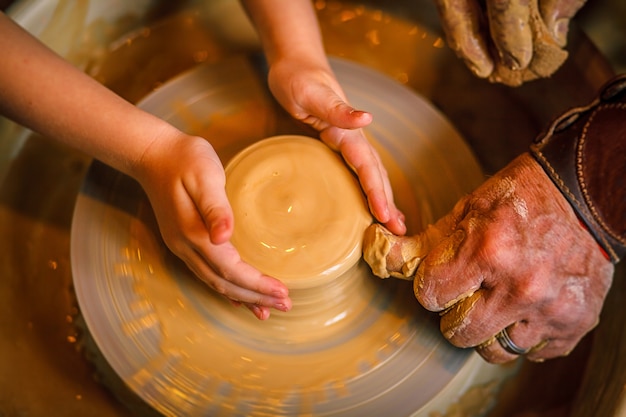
398,217,406,233
274,302,290,312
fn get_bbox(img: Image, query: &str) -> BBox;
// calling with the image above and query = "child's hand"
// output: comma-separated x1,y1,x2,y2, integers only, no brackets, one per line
131,130,292,320
0,11,290,320
267,58,406,236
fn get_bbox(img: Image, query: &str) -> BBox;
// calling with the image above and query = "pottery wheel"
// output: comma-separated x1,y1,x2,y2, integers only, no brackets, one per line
71,56,485,416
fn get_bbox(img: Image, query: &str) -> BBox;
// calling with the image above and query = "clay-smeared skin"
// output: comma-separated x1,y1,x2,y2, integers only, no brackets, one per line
434,0,587,84
363,224,445,280
363,154,613,364
435,0,493,77
487,0,532,70
539,0,586,46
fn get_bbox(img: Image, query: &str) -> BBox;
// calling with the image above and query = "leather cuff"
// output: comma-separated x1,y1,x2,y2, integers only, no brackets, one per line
530,74,626,264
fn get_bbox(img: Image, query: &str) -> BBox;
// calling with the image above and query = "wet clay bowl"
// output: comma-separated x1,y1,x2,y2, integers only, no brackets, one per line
224,135,372,290
223,134,375,342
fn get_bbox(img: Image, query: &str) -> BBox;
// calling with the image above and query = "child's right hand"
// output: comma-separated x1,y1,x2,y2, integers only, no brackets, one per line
130,128,293,320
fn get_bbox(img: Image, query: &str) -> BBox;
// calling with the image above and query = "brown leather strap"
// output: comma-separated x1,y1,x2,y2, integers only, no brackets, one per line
530,74,626,264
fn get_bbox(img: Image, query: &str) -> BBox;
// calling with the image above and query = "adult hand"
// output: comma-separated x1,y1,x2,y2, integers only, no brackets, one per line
131,130,292,320
363,153,613,363
434,0,586,80
267,57,406,236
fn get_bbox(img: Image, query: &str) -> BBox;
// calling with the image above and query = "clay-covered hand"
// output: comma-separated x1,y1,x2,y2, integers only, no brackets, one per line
131,130,292,320
267,58,406,236
363,153,613,363
434,0,586,85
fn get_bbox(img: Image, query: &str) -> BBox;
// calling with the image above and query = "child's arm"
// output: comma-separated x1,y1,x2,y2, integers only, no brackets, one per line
241,0,407,235
0,11,291,320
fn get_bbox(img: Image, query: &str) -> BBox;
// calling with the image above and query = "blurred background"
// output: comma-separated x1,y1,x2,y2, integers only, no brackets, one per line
2,0,625,74
575,0,626,74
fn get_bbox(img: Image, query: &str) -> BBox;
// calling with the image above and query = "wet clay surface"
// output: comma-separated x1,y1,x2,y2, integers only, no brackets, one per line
0,1,621,416
225,136,372,285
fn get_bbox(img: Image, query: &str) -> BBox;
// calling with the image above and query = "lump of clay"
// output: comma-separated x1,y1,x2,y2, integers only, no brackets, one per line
488,0,568,86
363,223,442,280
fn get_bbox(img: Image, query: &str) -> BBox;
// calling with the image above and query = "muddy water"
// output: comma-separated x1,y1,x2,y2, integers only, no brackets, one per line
0,1,620,416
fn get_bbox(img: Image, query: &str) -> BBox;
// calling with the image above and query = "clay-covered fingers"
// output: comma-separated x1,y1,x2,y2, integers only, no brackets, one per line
362,197,465,280
474,288,602,364
437,290,549,363
434,0,493,77
486,0,533,70
420,234,604,364
364,154,615,363
435,0,532,75
413,227,484,312
363,223,436,279
435,0,582,83
415,154,614,363
539,0,586,45
475,321,543,363
435,281,547,364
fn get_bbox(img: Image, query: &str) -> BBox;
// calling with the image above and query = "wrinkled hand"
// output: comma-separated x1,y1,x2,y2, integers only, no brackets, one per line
267,58,406,236
131,130,292,320
364,153,613,363
434,0,586,79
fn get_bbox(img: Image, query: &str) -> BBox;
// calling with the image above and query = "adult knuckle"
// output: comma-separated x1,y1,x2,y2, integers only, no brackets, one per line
512,275,549,305
413,267,443,311
577,313,599,333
